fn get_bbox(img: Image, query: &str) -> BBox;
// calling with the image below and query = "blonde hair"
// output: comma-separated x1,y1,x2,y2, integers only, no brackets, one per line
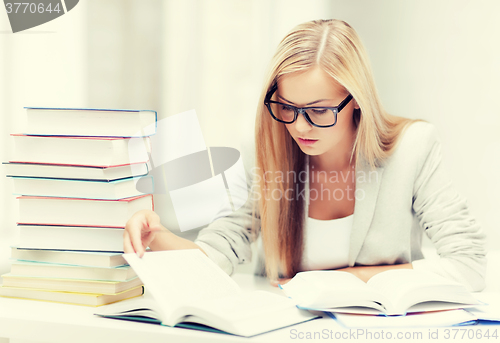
252,19,424,281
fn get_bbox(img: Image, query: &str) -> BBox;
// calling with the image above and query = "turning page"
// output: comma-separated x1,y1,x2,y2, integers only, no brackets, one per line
280,270,389,309
123,249,242,324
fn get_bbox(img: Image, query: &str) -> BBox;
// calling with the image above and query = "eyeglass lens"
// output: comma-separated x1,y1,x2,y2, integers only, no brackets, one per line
269,103,336,126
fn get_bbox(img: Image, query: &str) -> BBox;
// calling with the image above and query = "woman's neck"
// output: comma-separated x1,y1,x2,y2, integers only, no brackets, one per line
309,126,357,173
310,151,354,173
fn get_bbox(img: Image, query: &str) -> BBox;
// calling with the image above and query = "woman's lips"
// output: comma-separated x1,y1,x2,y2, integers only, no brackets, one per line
298,137,318,146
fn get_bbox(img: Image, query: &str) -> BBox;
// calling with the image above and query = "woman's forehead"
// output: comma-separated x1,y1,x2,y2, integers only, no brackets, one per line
277,67,347,104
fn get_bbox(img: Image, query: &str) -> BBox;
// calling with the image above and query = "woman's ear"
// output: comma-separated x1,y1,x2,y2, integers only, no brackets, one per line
354,99,360,110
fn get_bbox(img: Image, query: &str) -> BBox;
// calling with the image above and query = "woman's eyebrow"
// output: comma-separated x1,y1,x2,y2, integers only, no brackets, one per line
277,94,331,106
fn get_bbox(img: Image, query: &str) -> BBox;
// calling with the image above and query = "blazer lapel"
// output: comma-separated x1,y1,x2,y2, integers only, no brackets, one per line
348,159,385,266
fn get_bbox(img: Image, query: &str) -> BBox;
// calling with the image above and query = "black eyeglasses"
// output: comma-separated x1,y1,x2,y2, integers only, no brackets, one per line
264,83,353,128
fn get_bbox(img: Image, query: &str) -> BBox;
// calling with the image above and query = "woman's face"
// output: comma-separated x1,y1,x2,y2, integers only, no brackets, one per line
277,66,359,160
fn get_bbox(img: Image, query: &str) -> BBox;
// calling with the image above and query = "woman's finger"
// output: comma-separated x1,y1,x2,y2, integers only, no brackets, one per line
270,278,292,287
123,230,135,254
128,220,146,258
145,211,163,231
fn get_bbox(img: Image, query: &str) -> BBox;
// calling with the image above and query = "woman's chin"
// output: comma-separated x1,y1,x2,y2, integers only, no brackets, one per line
297,145,322,156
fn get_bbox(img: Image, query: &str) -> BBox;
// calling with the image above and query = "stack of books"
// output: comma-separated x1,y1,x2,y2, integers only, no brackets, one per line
0,107,157,306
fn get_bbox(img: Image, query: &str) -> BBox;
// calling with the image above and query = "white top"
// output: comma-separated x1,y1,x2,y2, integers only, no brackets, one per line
300,214,353,271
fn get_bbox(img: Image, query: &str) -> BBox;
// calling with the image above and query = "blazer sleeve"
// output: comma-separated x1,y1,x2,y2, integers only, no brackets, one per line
410,124,487,292
194,136,260,276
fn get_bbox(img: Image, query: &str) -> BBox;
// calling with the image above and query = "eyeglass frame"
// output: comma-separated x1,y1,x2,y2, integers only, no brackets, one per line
263,82,354,128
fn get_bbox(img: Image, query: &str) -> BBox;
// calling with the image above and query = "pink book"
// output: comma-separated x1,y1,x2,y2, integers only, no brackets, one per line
10,134,151,167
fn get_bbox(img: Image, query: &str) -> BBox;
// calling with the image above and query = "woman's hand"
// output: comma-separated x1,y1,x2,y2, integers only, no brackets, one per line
124,209,166,258
124,209,209,258
336,263,413,282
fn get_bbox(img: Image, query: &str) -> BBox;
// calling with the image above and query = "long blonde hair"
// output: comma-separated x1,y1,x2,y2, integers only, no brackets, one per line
253,19,423,281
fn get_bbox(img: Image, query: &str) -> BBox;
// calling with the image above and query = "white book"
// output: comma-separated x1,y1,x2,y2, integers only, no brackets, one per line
11,176,153,200
11,134,150,167
3,162,149,181
280,269,481,316
94,250,318,337
17,194,153,227
18,225,125,252
25,107,157,137
11,247,127,267
10,261,137,281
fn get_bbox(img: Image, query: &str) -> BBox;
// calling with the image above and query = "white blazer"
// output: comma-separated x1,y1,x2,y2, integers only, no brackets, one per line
195,121,487,292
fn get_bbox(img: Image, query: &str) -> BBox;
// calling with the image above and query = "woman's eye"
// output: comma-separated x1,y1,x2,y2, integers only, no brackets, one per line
281,105,294,112
311,108,328,115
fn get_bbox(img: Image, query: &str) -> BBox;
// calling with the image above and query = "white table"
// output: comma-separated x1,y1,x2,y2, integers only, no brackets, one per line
0,252,499,343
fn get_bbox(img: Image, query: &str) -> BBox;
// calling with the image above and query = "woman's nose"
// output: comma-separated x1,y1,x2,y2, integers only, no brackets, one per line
294,111,312,133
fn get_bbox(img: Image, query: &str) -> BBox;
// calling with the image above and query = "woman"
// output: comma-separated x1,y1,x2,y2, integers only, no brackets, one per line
124,19,486,291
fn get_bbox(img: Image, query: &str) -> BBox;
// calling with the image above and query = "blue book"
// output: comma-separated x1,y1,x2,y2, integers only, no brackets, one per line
24,107,157,138
10,175,153,200
11,246,128,268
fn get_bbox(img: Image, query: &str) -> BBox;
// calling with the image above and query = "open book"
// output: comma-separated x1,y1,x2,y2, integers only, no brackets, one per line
94,250,318,337
280,269,481,316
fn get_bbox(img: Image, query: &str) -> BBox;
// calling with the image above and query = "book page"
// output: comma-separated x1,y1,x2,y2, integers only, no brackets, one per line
180,290,318,337
123,250,241,324
281,271,386,308
367,269,475,314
